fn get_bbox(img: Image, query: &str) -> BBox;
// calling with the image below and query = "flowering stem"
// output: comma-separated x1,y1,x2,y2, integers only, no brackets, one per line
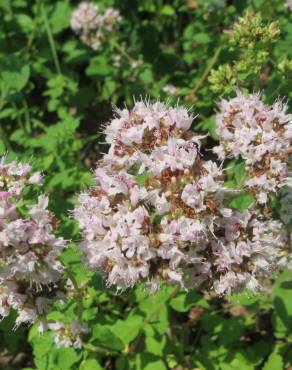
111,40,135,64
40,2,62,75
66,268,84,321
23,99,32,135
191,45,223,97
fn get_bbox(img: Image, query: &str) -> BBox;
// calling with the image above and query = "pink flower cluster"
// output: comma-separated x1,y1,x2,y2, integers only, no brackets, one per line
70,2,122,50
0,158,67,328
74,100,289,295
214,91,292,204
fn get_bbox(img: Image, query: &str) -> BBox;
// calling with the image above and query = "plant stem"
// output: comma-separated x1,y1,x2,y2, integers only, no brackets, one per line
191,45,223,97
25,0,42,56
111,40,135,64
0,100,12,152
66,268,84,321
0,124,12,152
40,2,62,75
23,99,32,135
84,344,112,354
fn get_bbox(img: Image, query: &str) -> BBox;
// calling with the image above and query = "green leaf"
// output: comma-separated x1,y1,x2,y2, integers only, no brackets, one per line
135,172,151,186
193,33,212,44
0,55,30,97
161,5,175,16
229,193,254,211
136,353,167,370
196,116,218,140
50,1,71,34
101,78,117,101
80,359,104,370
16,14,33,33
86,56,113,79
219,317,245,345
272,272,292,337
52,347,81,370
110,312,144,345
234,162,246,186
139,67,153,84
145,332,166,356
263,352,283,370
91,325,124,351
31,334,53,358
201,313,223,334
170,290,208,312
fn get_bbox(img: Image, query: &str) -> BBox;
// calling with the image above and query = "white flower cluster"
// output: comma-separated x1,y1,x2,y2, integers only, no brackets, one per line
214,92,292,204
74,99,289,295
48,320,89,349
0,158,67,328
70,2,122,50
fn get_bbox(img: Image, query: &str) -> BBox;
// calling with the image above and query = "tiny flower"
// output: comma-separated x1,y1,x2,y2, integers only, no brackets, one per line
162,84,178,95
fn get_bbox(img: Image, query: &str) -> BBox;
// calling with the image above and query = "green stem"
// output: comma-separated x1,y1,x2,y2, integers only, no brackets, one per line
40,2,62,75
66,268,84,321
84,344,112,354
0,124,12,151
25,0,42,56
0,100,12,152
23,99,32,135
191,46,223,97
111,40,135,64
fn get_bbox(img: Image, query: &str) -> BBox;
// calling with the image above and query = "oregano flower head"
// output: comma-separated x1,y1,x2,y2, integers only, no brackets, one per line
70,2,122,50
74,99,290,295
214,91,292,204
0,157,67,329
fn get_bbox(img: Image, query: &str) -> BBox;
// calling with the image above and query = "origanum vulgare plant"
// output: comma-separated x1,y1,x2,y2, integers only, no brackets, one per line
1,4,292,356
0,92,291,349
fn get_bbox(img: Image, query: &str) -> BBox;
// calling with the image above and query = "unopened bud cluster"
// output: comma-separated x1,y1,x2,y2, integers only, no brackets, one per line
74,98,290,295
70,2,122,50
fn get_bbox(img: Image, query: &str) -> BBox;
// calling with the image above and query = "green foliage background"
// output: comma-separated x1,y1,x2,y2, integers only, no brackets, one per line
0,0,291,369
